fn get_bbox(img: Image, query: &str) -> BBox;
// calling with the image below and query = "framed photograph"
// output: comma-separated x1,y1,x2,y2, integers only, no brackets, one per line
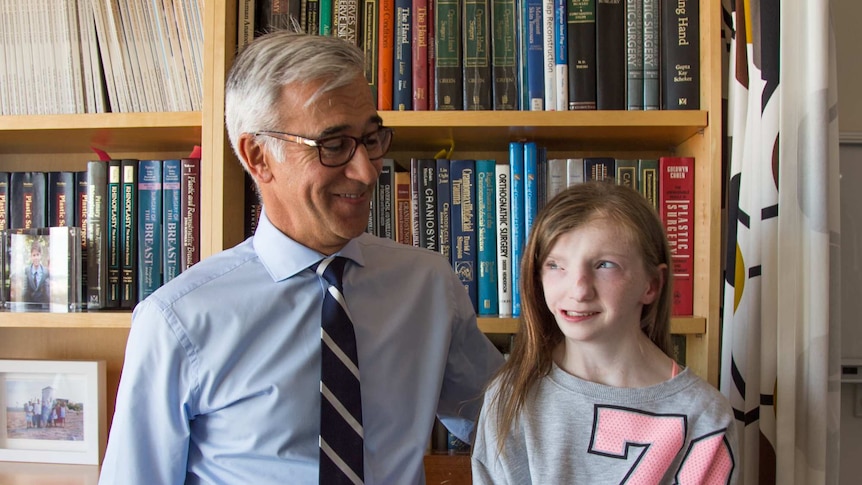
0,360,106,465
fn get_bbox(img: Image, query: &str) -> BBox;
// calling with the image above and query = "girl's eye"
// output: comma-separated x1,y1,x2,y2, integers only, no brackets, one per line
597,261,617,269
544,261,560,270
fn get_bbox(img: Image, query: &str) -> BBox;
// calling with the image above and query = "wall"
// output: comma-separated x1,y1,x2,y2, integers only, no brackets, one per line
835,1,862,484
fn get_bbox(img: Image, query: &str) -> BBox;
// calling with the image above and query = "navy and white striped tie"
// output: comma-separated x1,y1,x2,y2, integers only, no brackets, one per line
314,255,364,485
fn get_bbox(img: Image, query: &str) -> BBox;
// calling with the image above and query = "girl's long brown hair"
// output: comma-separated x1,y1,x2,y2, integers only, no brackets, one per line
488,181,674,451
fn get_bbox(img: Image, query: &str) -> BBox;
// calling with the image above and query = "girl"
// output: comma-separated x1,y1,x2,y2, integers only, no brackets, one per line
472,182,739,484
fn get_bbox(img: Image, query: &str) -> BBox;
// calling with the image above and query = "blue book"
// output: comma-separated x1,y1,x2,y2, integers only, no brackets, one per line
524,142,539,241
584,156,614,182
476,159,498,315
394,0,413,110
524,0,544,110
137,160,162,302
162,159,182,285
509,142,524,316
436,159,452,261
450,159,478,313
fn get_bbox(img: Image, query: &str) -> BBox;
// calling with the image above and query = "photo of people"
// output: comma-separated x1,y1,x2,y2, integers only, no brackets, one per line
4,228,78,312
4,371,87,442
8,235,51,310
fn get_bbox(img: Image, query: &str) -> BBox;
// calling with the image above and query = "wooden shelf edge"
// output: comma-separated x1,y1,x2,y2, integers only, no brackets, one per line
478,316,706,335
0,112,202,131
0,311,132,329
0,462,99,485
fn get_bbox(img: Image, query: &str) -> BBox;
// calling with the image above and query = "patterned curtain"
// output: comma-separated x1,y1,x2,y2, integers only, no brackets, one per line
720,0,842,484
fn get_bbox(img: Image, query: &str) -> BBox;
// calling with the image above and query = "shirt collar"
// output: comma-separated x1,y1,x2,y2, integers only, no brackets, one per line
252,208,366,282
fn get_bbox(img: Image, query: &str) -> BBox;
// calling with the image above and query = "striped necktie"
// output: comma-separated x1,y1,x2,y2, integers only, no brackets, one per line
314,255,364,485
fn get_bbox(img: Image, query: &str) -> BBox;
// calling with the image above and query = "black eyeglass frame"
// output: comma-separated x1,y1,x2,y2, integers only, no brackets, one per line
253,127,395,168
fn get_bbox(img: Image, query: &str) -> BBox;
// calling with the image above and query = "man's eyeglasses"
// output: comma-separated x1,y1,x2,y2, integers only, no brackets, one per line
254,127,395,168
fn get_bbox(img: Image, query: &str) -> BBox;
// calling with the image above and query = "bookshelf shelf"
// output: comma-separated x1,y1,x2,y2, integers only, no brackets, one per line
0,112,202,153
0,311,131,329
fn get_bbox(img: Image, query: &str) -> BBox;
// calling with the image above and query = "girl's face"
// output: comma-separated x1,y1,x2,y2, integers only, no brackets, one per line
540,219,662,348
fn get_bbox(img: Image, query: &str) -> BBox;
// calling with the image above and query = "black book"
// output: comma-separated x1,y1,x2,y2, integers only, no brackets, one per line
567,0,597,110
595,0,625,110
661,0,699,109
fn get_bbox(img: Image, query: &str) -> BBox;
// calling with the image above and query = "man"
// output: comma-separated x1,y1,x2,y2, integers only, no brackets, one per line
23,239,49,305
99,31,504,484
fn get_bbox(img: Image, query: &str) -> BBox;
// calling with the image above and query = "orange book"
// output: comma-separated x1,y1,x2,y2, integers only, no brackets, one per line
377,0,395,110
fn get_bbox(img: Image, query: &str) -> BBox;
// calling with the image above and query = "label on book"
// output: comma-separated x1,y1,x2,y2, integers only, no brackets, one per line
659,156,694,315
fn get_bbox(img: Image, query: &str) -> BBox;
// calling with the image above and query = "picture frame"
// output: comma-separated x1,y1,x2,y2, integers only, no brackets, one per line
0,360,106,465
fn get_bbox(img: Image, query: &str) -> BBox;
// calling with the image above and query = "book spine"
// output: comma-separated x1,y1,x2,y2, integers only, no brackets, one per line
181,158,201,271
553,0,568,111
566,0,596,109
363,0,379,106
120,159,138,309
566,157,585,186
638,158,659,210
595,0,625,110
307,0,320,33
508,142,524,316
494,163,512,316
378,159,395,240
394,0,413,110
524,0,544,110
523,142,538,234
137,160,162,302
394,171,413,245
319,0,333,34
162,159,182,284
9,172,47,229
244,172,262,239
0,172,8,231
378,0,395,110
412,0,429,110
410,159,421,246
491,0,518,110
427,0,437,104
545,158,567,202
463,0,492,110
334,0,361,45
642,0,659,109
541,0,556,110
625,0,644,110
47,171,76,227
659,156,694,315
435,159,452,260
418,159,438,250
583,156,613,182
86,161,108,310
476,159,498,315
660,0,699,109
614,159,638,189
237,0,256,52
450,159,478,313
107,161,121,308
434,0,462,110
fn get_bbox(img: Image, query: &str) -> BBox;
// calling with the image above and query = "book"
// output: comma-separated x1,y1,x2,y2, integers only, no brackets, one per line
427,0,437,104
541,0,556,110
47,172,76,227
566,158,585,188
494,163,512,316
413,159,438,250
307,0,320,33
75,171,88,229
625,0,644,110
660,0,699,109
9,172,47,230
476,159,498,315
237,0,256,52
642,0,659,109
257,0,301,33
137,160,162,302
436,159,452,260
394,171,413,245
595,0,625,110
363,0,380,106
320,0,333,34
508,142,524,316
553,0,569,111
334,0,361,45
637,158,659,209
566,0,596,110
394,0,413,110
0,172,8,231
378,0,395,110
546,158,567,202
523,0,544,110
162,159,182,285
85,161,108,310
106,160,121,308
120,159,138,309
491,0,518,110
434,0,462,110
463,0,492,110
583,156,613,182
412,0,430,110
450,159,478,312
378,159,395,240
244,171,262,239
614,159,638,189
659,156,694,315
181,157,202,271
523,142,539,234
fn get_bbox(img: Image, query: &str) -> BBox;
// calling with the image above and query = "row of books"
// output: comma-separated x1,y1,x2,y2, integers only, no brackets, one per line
0,157,202,312
242,0,700,111
364,146,695,317
0,0,203,116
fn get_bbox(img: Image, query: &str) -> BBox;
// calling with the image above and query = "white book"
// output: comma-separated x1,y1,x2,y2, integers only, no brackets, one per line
546,158,567,202
541,0,556,111
553,0,568,111
495,163,512,317
567,158,585,187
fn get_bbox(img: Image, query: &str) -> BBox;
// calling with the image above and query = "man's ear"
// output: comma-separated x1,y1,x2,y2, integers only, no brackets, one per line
238,133,274,183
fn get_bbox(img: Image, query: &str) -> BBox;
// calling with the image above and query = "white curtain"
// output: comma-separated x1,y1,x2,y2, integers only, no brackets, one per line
720,0,842,484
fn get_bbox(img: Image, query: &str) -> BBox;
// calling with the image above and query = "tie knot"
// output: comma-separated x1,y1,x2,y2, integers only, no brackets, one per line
314,256,347,290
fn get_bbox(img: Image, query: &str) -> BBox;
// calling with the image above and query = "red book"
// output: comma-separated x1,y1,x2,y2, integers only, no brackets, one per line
412,0,429,110
394,171,412,244
659,156,694,316
377,0,395,110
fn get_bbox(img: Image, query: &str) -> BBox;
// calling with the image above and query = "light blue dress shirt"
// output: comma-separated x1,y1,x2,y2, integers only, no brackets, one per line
98,211,504,485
